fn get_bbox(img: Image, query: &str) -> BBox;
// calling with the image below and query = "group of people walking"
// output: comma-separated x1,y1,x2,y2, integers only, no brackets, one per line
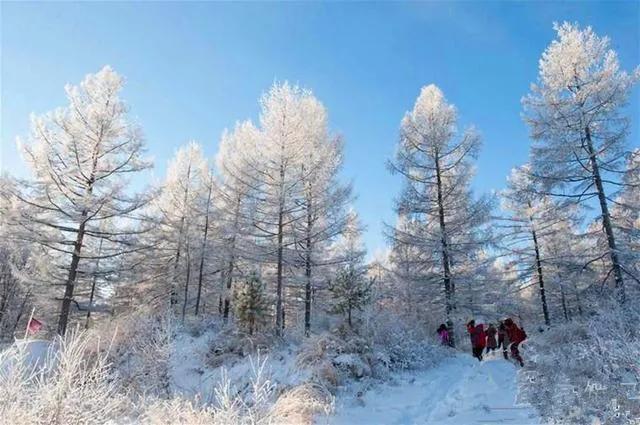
436,318,527,367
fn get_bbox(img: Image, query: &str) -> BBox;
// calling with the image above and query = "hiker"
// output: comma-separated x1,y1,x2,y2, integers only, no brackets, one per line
504,318,527,367
436,323,450,346
498,321,510,360
466,320,486,361
485,323,498,353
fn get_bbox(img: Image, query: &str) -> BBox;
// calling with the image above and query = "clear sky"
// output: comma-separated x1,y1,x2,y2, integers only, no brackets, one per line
2,1,639,256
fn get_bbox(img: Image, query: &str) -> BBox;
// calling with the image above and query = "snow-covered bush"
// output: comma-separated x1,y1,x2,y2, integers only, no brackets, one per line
364,312,450,371
520,302,640,424
1,316,333,425
206,325,275,370
269,382,334,423
0,328,128,424
295,311,450,394
142,353,332,425
141,397,218,425
107,310,175,397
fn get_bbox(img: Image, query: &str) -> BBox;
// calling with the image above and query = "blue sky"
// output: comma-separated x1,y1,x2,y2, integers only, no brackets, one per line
2,2,638,256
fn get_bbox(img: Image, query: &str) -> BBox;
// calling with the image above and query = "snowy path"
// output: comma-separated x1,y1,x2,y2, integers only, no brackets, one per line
325,354,539,425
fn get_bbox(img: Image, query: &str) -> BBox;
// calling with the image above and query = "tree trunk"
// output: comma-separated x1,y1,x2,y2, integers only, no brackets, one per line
172,162,193,307
529,216,550,326
560,282,569,322
223,299,231,320
223,197,241,321
304,252,312,336
85,237,104,329
275,163,285,336
195,179,213,316
222,260,234,322
434,152,456,347
574,280,583,316
58,141,102,335
171,246,181,306
12,291,30,336
181,243,191,322
0,276,11,327
58,218,87,335
585,126,625,302
304,186,313,337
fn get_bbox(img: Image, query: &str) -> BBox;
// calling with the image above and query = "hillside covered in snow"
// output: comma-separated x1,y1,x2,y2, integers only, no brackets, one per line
1,5,639,425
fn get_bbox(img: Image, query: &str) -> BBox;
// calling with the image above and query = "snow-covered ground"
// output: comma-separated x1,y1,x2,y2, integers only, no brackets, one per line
324,353,539,425
1,326,540,425
168,326,311,403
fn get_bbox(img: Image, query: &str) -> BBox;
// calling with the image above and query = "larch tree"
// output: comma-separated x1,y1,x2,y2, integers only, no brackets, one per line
328,211,370,327
541,217,593,321
523,22,639,303
194,172,215,316
154,142,210,321
227,83,331,335
0,178,39,338
501,164,554,326
611,149,640,291
212,84,355,335
387,215,437,320
388,84,492,347
292,115,352,337
214,121,260,321
255,83,321,335
10,66,151,335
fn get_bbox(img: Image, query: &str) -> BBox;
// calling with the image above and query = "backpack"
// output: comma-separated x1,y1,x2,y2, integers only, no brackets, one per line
511,324,527,343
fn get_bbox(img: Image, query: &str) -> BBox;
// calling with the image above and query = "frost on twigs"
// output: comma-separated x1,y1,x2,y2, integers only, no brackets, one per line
295,313,450,393
0,327,127,425
269,382,334,424
107,311,175,397
206,325,275,369
142,352,333,425
519,302,640,424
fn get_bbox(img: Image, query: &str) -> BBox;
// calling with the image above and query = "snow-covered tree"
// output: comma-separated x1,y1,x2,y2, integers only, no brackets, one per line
328,212,370,327
154,142,211,320
498,161,609,325
216,83,353,336
233,272,270,335
194,173,215,316
612,149,640,293
10,66,152,335
292,121,352,336
253,83,325,334
540,218,594,321
388,84,492,346
214,121,260,321
501,164,554,325
0,179,37,338
522,22,639,303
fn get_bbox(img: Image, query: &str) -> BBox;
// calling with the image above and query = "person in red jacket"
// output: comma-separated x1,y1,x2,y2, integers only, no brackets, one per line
504,318,527,367
466,320,486,361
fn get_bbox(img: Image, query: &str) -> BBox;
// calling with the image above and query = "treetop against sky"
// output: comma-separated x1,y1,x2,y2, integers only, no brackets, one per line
1,1,638,255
